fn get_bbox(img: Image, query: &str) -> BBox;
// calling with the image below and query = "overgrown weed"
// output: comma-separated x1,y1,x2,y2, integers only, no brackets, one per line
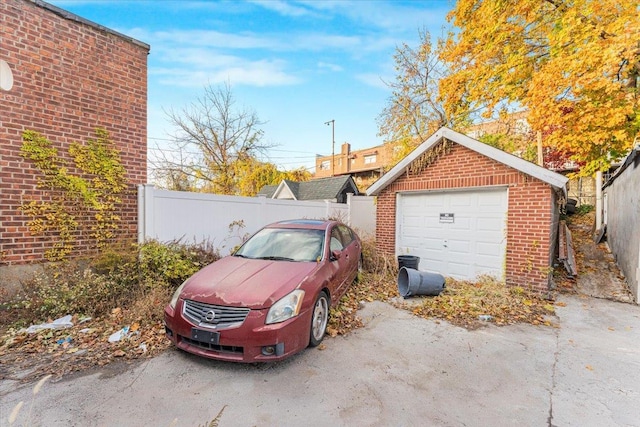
0,240,219,331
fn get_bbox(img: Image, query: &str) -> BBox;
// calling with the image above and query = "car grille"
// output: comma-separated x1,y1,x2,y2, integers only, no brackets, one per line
182,299,250,329
180,336,243,354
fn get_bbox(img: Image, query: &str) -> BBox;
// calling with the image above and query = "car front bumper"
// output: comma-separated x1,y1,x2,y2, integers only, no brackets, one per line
164,301,312,363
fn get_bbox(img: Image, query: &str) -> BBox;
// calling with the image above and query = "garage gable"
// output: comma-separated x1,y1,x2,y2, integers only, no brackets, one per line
367,127,568,196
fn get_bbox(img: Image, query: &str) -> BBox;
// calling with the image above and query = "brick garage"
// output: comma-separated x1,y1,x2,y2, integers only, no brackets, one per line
367,127,569,292
0,0,149,283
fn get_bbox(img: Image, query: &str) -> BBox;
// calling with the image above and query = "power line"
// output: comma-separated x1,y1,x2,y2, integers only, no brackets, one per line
147,146,318,162
148,137,319,155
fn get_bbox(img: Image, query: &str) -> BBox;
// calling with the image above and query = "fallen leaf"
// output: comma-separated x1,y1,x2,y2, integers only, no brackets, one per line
326,327,338,337
113,350,126,357
585,365,594,371
555,302,567,307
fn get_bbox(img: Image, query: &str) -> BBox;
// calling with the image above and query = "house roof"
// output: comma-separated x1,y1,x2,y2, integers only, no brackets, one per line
256,184,278,198
259,175,359,201
367,127,569,196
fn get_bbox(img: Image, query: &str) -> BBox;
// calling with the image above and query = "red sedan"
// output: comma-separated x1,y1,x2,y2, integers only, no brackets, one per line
164,219,362,362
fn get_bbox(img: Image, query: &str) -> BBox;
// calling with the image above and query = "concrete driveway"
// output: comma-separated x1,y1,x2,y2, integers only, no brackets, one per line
2,294,639,427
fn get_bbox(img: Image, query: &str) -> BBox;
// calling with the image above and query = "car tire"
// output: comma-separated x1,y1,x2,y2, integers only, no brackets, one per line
309,291,329,347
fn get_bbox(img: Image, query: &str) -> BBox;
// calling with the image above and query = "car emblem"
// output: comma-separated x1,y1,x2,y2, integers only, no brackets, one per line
204,310,216,322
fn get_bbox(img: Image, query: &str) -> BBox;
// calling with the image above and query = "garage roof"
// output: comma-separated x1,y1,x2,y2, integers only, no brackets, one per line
367,127,568,196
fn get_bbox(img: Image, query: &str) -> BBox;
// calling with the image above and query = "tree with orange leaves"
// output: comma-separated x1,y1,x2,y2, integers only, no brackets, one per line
440,0,639,175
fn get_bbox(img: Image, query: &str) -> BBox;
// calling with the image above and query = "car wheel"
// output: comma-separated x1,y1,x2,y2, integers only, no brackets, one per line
309,291,329,347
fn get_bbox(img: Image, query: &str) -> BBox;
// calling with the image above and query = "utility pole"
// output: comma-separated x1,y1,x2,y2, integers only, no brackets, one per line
537,131,544,166
325,119,335,176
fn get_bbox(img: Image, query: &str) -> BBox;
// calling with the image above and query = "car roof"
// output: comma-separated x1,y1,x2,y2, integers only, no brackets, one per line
267,219,335,230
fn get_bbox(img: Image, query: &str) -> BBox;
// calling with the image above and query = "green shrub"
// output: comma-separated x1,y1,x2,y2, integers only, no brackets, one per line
576,204,594,215
139,240,219,289
1,240,220,328
6,263,136,323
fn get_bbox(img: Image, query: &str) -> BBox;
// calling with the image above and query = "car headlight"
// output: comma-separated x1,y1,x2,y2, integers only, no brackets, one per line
169,281,187,310
266,290,305,324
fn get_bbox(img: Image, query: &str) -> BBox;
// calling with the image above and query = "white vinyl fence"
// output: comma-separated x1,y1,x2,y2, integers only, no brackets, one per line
138,185,375,254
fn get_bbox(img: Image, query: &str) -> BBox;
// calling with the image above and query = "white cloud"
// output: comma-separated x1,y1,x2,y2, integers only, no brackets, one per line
317,62,343,72
356,73,388,90
127,28,276,50
250,0,313,17
152,58,302,88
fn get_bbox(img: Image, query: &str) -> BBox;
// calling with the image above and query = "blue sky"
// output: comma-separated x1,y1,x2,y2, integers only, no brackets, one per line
48,0,454,172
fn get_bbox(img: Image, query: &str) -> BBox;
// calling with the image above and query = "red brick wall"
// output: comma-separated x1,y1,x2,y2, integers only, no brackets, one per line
1,0,149,266
375,143,557,291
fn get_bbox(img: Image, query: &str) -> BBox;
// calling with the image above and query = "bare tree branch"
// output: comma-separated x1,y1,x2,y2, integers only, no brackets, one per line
156,82,273,194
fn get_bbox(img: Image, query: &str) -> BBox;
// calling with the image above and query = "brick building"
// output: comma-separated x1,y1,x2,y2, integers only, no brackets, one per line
315,142,392,188
367,127,568,292
1,0,149,284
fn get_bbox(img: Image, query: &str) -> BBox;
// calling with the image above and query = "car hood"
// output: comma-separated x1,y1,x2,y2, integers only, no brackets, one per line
179,256,318,309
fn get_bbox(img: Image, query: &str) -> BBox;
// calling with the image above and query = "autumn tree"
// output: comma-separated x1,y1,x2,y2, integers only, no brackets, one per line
154,82,273,194
440,0,640,175
149,148,199,192
378,29,467,167
232,157,311,197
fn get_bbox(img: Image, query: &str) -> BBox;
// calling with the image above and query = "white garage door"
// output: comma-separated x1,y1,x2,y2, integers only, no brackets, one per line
396,187,508,280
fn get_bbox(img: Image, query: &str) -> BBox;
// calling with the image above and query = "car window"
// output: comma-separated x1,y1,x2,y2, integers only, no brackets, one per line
330,228,344,252
337,225,354,246
235,228,324,262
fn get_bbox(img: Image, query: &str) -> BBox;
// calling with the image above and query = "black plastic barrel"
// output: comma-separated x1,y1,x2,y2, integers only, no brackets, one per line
398,255,420,270
397,266,445,297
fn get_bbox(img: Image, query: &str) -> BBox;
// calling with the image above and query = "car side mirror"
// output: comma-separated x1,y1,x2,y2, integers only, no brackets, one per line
331,249,342,261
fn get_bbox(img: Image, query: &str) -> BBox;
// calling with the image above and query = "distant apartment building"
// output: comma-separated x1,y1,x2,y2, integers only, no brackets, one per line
465,110,531,139
315,142,392,186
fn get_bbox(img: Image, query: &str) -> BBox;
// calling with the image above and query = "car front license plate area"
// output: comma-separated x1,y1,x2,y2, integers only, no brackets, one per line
191,328,220,345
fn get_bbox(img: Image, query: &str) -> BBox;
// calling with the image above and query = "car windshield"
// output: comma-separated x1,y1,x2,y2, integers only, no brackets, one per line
234,228,325,262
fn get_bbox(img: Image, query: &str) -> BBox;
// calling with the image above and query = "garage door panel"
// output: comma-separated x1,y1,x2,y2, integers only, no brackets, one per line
421,258,446,273
426,196,446,208
422,237,443,249
401,236,423,248
478,192,506,210
402,215,424,228
397,188,507,281
447,261,471,278
447,239,470,253
425,216,443,228
449,191,472,202
449,217,472,231
475,256,502,270
477,217,504,232
476,241,501,256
